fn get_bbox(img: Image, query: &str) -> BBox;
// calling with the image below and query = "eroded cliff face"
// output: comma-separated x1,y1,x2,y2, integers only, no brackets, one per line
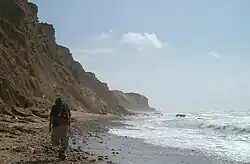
112,90,155,112
0,0,119,114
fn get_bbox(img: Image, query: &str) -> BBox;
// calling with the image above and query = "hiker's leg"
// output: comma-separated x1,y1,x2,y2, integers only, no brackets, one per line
58,125,69,160
60,125,69,152
51,126,60,146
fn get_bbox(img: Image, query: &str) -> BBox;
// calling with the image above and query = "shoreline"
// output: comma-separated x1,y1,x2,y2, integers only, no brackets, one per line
109,112,249,164
77,132,241,164
0,111,245,164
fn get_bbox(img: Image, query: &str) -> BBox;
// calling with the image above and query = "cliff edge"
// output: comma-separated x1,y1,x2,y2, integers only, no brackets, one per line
0,0,121,115
112,90,155,112
0,0,154,116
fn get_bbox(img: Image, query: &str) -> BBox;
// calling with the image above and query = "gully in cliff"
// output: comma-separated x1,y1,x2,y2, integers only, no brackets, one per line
49,98,71,160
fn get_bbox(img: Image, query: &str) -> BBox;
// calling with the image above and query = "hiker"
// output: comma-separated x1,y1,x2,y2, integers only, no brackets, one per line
49,98,71,160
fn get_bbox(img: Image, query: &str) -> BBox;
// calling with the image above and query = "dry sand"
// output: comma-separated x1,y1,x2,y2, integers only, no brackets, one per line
0,110,121,164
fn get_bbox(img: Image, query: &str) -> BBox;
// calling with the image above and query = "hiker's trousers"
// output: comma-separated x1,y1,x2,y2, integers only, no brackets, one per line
51,125,69,151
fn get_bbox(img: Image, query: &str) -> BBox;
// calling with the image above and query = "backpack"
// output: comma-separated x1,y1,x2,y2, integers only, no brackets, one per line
56,103,70,125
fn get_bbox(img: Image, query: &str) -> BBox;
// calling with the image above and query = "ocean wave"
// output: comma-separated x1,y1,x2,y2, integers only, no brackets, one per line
198,123,250,134
137,112,250,135
110,111,250,163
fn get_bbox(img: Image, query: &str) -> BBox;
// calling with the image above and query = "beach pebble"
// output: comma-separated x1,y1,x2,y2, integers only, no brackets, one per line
77,146,82,151
98,156,104,160
85,151,91,155
11,116,18,120
89,159,96,163
88,132,94,137
28,146,34,153
82,156,88,159
11,146,23,152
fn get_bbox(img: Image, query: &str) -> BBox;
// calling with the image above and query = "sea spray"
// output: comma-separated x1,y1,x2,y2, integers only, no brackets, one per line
109,111,250,163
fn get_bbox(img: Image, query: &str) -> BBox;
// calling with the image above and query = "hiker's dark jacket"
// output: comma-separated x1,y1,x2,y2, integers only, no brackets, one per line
50,103,71,127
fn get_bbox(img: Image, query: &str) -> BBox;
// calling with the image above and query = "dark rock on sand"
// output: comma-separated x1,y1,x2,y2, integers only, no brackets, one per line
88,132,94,137
82,155,88,159
89,159,96,163
176,114,186,117
98,155,104,160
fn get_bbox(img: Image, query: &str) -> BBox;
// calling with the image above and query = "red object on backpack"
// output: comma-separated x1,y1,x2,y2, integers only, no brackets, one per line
56,104,69,125
57,116,69,125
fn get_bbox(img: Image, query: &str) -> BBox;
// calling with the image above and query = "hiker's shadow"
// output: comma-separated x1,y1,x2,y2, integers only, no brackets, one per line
16,159,59,164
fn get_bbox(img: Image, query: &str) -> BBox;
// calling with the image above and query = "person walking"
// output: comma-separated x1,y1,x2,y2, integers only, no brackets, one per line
49,97,71,160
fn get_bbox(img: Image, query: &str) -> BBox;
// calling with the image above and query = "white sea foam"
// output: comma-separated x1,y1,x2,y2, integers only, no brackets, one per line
109,111,250,163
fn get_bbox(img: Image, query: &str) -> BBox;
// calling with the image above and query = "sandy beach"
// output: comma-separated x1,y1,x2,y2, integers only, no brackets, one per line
1,0,249,163
0,110,121,164
0,110,244,164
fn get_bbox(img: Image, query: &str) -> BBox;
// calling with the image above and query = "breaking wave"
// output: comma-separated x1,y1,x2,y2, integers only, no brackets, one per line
110,110,250,163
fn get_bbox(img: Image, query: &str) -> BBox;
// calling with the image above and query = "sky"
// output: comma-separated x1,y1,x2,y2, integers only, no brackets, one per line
31,0,250,112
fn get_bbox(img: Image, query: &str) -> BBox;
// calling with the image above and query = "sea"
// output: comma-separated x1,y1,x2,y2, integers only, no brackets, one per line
109,110,250,163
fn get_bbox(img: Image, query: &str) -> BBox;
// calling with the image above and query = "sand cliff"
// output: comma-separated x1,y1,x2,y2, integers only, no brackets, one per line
0,0,154,115
112,90,155,112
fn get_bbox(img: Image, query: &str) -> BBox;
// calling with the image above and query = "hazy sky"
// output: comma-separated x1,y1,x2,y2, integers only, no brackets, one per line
31,0,250,112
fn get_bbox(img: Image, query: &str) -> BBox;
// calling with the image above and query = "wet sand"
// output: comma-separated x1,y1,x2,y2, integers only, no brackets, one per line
73,132,242,164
